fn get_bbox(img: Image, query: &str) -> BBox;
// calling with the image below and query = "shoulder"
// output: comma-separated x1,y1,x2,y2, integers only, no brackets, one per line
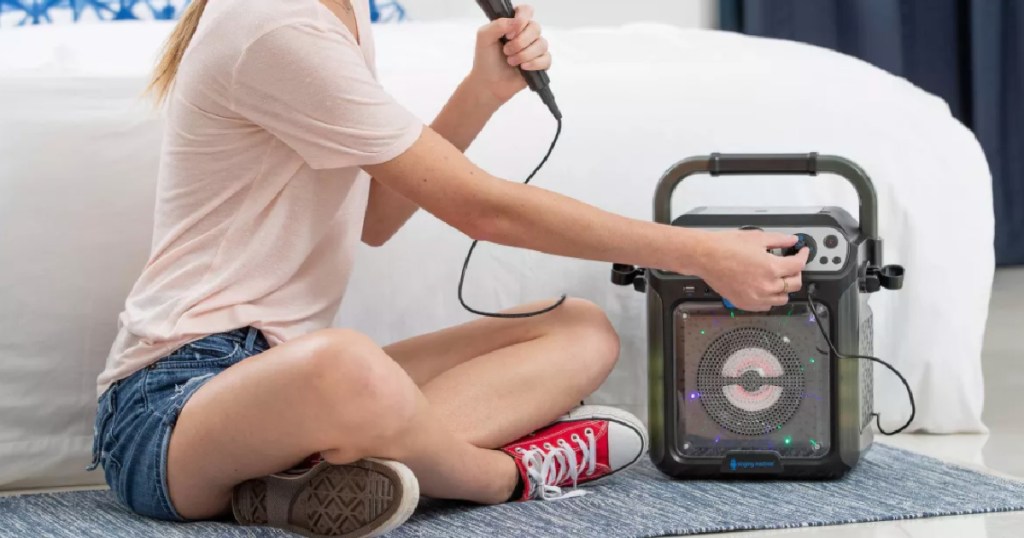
185,0,354,84
201,0,340,51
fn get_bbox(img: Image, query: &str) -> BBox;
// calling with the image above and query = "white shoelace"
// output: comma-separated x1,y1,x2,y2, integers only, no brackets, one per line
516,427,597,501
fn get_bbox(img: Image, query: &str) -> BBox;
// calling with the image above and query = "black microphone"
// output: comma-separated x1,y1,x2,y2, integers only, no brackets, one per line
475,0,562,119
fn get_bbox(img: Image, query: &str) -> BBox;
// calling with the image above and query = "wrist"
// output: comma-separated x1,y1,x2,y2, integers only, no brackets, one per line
459,74,506,113
670,227,714,277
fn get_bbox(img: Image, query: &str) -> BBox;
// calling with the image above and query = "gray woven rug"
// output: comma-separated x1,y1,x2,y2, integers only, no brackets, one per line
2,444,1023,538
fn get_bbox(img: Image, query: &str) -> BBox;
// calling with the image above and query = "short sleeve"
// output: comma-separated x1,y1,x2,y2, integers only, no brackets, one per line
231,22,423,170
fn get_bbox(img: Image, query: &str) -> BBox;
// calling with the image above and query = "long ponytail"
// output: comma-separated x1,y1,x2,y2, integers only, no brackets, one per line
146,0,209,104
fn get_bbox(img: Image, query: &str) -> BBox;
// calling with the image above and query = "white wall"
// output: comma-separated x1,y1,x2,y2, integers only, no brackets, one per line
402,0,717,28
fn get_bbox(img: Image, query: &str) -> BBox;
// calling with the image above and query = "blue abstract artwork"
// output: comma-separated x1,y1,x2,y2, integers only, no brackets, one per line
0,0,405,27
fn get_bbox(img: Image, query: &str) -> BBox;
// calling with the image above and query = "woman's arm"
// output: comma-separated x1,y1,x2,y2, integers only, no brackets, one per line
227,14,806,311
362,6,549,246
362,78,500,247
364,127,809,312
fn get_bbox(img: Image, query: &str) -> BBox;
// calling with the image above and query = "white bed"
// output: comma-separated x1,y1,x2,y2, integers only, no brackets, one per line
0,21,993,490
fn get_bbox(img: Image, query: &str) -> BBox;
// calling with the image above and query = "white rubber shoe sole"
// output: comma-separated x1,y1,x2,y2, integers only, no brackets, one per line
232,458,419,538
560,405,649,479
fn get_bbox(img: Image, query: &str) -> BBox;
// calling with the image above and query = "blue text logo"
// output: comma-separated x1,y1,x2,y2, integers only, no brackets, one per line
729,458,777,470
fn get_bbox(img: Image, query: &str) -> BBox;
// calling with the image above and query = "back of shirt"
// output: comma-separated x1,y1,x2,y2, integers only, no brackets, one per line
98,0,423,395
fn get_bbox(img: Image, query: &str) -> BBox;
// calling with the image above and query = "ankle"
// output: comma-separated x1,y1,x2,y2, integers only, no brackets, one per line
485,451,521,505
502,452,525,502
320,448,360,466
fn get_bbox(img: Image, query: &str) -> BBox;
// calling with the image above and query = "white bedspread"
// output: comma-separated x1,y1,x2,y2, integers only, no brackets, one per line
0,21,993,489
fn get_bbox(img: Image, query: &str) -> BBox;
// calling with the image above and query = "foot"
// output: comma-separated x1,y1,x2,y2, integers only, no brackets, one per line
232,458,419,538
501,405,648,501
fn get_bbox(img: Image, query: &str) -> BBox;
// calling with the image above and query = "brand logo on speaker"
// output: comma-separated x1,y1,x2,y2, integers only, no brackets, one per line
729,458,776,471
722,453,782,473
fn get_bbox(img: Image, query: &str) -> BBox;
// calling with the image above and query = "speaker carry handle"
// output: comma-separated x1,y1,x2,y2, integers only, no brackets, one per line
652,153,883,267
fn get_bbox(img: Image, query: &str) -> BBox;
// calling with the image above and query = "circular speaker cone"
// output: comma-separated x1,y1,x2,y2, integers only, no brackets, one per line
721,348,784,412
697,327,805,436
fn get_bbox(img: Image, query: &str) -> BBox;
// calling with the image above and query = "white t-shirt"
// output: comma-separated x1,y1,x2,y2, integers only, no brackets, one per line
98,0,423,395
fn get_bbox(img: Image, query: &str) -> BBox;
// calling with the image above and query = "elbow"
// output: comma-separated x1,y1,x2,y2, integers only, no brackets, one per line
461,214,502,244
362,236,388,248
361,227,395,248
450,186,516,242
456,177,522,244
450,194,520,242
364,213,502,247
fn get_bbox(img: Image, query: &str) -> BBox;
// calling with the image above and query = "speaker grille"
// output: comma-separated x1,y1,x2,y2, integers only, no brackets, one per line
859,312,875,429
697,327,805,436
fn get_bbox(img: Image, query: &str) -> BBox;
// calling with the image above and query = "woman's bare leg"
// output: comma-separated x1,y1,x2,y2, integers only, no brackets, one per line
166,329,517,520
166,298,620,519
385,298,621,448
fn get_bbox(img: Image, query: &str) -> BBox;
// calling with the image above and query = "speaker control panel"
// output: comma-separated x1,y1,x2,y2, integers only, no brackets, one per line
705,226,850,273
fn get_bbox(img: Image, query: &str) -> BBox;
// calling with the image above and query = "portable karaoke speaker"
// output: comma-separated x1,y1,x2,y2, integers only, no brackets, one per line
612,154,904,479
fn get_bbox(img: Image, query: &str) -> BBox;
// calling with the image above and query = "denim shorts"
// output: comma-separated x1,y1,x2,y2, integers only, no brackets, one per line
89,327,269,521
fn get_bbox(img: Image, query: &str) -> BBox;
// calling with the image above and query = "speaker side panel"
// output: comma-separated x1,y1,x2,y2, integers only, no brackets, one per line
647,285,668,469
836,280,870,468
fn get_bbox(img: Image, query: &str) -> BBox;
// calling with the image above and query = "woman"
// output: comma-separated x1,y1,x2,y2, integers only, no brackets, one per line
89,0,809,536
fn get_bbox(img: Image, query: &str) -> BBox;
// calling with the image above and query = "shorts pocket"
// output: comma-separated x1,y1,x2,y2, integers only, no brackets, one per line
143,366,222,426
153,339,241,371
186,338,241,360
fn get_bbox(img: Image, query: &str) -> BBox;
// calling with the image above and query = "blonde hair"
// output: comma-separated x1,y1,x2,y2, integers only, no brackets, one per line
146,0,209,104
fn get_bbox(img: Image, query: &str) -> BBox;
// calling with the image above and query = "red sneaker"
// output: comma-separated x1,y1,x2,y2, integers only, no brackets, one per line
501,405,648,501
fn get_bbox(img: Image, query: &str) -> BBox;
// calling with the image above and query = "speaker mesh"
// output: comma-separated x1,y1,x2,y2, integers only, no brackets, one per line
859,311,875,429
697,327,805,436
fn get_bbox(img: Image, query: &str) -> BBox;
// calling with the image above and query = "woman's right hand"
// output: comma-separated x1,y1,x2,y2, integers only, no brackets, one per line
693,230,810,312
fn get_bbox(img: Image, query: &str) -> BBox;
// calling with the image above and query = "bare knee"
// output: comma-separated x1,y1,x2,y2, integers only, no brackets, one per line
552,298,621,391
301,329,417,452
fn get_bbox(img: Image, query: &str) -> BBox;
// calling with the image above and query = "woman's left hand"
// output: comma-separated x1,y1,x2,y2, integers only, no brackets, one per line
467,4,551,107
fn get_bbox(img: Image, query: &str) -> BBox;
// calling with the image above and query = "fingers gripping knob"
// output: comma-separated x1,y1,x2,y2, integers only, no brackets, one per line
725,232,817,310
780,233,816,263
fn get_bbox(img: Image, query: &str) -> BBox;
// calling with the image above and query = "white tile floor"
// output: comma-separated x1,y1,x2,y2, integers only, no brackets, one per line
703,267,1024,538
5,271,1023,537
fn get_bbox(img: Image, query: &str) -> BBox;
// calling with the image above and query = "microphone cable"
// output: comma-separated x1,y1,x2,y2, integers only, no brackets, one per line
457,117,565,319
806,287,915,435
